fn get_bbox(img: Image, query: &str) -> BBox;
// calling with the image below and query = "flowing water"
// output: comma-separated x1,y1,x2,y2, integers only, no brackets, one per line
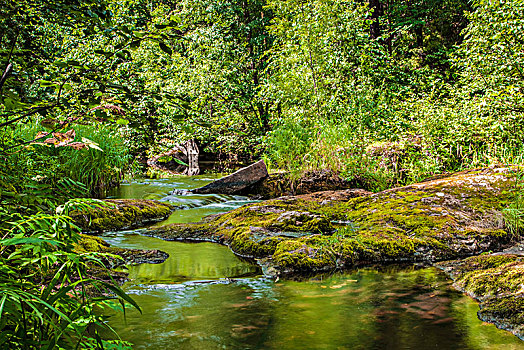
103,177,524,349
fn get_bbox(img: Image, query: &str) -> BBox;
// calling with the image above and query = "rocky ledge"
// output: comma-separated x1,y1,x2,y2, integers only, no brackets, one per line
241,169,354,199
76,234,169,268
437,254,524,340
147,166,521,276
75,234,169,285
71,199,175,233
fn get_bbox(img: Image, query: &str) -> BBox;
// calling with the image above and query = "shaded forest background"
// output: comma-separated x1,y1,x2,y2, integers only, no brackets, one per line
3,0,524,191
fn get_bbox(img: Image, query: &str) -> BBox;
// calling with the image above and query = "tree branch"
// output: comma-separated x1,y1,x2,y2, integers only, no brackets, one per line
0,63,13,92
0,33,18,94
0,106,55,129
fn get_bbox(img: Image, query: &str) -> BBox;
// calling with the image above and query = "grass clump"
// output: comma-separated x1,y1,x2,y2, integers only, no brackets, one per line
11,121,133,197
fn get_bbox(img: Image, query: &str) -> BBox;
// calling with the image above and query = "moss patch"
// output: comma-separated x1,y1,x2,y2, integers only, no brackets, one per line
437,254,524,339
75,234,169,267
71,199,175,233
148,166,522,276
244,170,356,198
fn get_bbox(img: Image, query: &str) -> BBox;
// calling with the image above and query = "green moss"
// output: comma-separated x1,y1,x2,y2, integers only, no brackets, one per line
449,255,524,298
228,231,284,257
439,253,524,338
72,199,174,232
481,296,524,325
455,254,519,272
362,236,415,259
74,234,110,253
272,239,337,270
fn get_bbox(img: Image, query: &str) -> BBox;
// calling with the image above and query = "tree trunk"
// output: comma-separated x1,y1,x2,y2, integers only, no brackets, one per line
369,0,383,39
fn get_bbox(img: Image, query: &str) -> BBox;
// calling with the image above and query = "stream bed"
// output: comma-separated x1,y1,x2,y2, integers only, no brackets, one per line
102,177,524,349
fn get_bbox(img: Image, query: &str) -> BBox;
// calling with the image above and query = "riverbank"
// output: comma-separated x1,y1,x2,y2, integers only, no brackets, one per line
147,166,520,275
437,254,524,340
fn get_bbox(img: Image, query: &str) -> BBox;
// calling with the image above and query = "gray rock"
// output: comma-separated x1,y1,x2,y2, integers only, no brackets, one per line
193,160,269,194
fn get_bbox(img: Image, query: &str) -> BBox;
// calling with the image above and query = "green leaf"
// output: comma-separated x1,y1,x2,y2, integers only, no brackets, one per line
66,60,82,67
132,31,146,38
0,237,60,246
97,281,142,314
52,61,68,68
159,42,172,55
173,158,188,167
81,137,104,152
39,80,57,87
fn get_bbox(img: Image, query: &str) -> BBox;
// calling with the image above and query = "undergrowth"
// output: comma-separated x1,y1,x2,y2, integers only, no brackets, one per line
11,121,133,197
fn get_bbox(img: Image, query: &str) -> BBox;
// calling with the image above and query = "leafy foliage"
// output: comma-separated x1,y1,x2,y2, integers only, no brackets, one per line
0,197,139,349
262,0,524,190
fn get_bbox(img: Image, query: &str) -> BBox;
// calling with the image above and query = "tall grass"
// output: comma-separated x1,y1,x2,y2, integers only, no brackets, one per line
503,170,524,240
59,125,132,196
1,123,138,349
12,122,132,197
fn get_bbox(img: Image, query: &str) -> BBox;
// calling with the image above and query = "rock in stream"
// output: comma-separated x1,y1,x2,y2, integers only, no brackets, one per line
71,199,175,233
147,166,520,275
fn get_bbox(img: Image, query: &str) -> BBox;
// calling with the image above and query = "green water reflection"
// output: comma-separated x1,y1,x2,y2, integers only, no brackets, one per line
107,175,223,200
102,231,260,283
106,266,523,349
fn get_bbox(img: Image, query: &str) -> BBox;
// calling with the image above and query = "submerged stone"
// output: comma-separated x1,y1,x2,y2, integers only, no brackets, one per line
71,199,175,233
147,166,521,276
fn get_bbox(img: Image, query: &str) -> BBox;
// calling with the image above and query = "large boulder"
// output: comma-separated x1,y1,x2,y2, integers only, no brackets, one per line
71,199,175,233
244,170,355,198
193,159,269,194
147,166,520,275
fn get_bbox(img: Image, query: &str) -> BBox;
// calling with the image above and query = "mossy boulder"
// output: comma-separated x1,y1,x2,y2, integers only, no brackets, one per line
147,166,520,276
437,254,524,339
71,199,175,233
242,170,355,199
75,234,169,268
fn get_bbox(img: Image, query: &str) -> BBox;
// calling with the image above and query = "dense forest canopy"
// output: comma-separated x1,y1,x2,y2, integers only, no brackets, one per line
3,0,523,188
1,0,524,348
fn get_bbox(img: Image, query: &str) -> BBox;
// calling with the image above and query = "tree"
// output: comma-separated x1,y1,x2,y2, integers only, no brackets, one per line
0,0,181,152
156,0,274,157
457,0,524,114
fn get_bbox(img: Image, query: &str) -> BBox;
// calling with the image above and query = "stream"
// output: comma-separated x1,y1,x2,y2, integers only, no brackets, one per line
102,176,524,349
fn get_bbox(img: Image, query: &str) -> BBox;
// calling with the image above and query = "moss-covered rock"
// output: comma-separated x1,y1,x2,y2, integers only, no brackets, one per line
242,170,356,198
75,234,169,268
437,254,524,339
71,199,175,233
147,166,521,276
